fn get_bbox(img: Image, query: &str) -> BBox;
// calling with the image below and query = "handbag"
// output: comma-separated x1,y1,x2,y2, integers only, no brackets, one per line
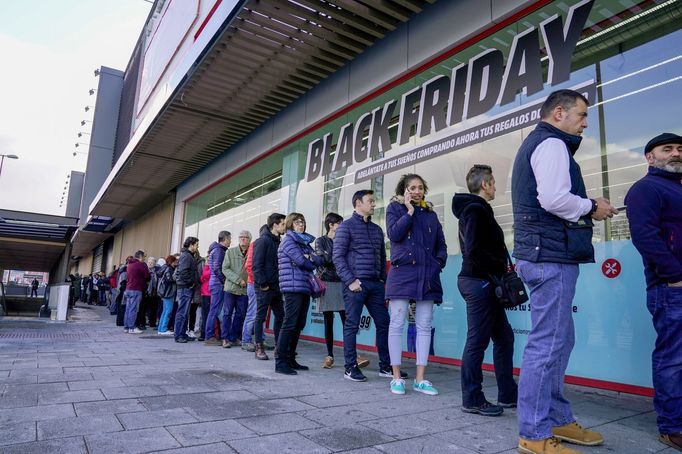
490,250,528,309
308,273,326,299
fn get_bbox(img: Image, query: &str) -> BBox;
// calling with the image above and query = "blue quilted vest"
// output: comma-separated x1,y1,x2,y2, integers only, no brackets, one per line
511,122,595,264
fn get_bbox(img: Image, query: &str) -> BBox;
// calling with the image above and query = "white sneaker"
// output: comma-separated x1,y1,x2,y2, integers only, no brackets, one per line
124,329,131,333
129,328,143,334
187,330,196,338
157,331,172,336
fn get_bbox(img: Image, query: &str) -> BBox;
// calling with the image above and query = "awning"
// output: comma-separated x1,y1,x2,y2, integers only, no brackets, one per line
0,210,78,272
89,0,436,220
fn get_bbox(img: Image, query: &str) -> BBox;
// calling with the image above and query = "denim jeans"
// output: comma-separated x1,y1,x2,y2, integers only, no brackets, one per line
516,260,578,440
242,284,257,344
276,292,310,367
204,287,224,340
388,299,434,367
123,290,143,330
158,297,174,333
647,284,682,434
223,292,248,341
174,288,193,340
199,295,210,339
342,279,390,370
458,276,517,408
254,287,284,344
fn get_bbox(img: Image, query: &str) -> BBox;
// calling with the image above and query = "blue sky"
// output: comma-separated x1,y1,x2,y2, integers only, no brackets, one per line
0,0,151,215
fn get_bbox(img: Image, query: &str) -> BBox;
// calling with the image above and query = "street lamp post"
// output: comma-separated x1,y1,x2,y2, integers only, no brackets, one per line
0,154,19,178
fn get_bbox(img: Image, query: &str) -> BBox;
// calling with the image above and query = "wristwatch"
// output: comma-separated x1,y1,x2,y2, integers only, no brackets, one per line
588,198,598,216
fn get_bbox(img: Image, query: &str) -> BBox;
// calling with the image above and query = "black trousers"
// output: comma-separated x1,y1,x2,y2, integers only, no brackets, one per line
323,310,346,357
276,292,310,367
457,276,517,407
254,288,284,344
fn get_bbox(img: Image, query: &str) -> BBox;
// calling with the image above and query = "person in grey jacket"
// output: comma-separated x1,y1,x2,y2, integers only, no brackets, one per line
221,231,251,348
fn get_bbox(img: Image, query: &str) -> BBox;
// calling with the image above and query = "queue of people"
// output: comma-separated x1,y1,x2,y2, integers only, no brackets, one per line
85,88,680,454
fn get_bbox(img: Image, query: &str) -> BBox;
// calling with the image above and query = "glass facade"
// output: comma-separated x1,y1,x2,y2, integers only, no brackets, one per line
183,0,682,392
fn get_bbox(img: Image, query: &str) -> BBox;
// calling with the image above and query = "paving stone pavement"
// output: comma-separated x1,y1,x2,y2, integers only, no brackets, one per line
0,303,675,453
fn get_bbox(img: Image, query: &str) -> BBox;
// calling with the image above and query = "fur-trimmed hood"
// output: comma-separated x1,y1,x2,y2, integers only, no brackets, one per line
389,194,434,211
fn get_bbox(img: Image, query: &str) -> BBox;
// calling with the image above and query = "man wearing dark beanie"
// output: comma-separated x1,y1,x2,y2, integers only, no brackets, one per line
625,132,682,452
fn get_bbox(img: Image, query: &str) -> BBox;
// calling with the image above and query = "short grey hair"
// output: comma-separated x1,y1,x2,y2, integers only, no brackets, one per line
239,230,252,240
466,164,494,194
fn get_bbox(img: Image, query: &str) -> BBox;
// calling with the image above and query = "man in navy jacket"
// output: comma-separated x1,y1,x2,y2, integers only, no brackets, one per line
625,132,682,452
333,189,398,383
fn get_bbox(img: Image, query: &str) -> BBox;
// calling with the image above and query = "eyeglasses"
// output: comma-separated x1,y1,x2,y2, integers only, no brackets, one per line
293,219,305,225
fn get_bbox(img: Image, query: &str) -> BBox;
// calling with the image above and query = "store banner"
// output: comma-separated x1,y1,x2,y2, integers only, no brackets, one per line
354,82,596,183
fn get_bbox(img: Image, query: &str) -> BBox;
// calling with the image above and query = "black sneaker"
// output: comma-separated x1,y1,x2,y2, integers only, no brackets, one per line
175,337,188,344
275,364,298,375
378,367,407,379
344,365,367,382
462,401,504,416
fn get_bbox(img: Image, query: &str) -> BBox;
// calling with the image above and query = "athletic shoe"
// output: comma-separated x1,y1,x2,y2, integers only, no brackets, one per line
390,378,406,395
413,379,438,396
242,343,256,352
222,340,231,348
344,365,367,382
187,330,196,338
498,401,517,408
129,328,143,334
322,356,334,369
378,367,407,378
357,355,370,368
462,401,503,416
175,337,188,343
204,338,221,346
157,331,173,336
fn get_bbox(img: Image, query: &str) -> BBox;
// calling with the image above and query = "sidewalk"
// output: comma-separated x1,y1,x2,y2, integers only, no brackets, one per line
0,303,673,453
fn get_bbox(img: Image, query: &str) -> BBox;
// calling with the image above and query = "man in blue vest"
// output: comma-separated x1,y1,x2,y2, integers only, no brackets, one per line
625,133,682,452
511,89,618,454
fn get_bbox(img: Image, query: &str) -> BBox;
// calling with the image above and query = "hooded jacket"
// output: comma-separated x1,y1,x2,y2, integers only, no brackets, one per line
207,241,227,290
278,231,324,294
252,224,281,290
452,193,508,279
625,166,682,289
385,195,447,302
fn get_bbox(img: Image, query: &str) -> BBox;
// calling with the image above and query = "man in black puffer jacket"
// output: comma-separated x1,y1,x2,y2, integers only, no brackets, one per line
174,237,200,343
251,214,286,360
453,164,517,417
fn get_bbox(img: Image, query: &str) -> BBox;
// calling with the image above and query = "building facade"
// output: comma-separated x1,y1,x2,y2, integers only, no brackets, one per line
77,0,682,396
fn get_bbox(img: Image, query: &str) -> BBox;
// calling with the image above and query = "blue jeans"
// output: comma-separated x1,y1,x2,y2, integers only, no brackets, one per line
516,261,578,440
223,292,248,341
204,287,224,340
158,297,174,332
342,279,390,370
123,290,143,330
174,288,193,340
458,276,517,408
647,284,682,434
242,284,257,344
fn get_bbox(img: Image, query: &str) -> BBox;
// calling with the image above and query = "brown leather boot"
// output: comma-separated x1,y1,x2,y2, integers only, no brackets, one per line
552,422,603,446
518,437,581,454
255,342,268,360
660,432,682,451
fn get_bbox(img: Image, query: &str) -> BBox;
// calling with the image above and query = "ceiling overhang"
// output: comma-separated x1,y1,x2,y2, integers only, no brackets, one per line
89,0,436,221
0,210,78,272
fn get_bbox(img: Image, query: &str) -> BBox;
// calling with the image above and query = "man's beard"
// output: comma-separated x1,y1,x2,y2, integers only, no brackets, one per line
653,158,682,173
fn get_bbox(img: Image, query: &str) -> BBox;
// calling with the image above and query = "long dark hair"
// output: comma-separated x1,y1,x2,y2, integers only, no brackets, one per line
394,173,429,196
